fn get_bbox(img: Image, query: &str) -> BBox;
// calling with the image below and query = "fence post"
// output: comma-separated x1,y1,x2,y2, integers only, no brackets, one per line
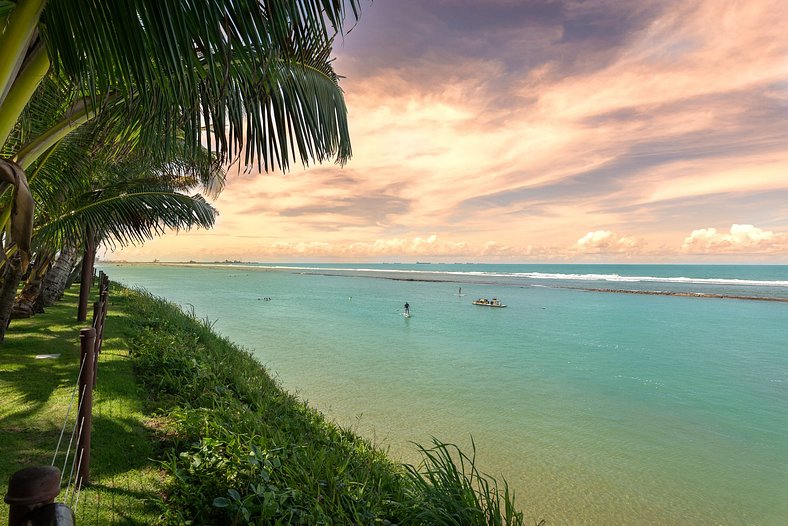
91,302,101,388
4,466,74,526
97,290,108,352
77,328,96,488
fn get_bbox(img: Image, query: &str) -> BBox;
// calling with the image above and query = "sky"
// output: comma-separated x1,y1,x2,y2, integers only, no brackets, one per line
112,0,788,263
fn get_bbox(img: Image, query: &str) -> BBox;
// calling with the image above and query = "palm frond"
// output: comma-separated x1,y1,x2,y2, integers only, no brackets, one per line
0,1,16,22
0,159,35,270
34,189,217,251
1,72,77,157
38,0,361,171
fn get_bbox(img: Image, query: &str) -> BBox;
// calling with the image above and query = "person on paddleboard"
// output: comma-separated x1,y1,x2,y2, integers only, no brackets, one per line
404,302,410,315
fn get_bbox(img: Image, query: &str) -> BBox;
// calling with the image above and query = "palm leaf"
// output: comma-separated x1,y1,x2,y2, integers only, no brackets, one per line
34,189,217,251
0,1,15,21
37,0,361,170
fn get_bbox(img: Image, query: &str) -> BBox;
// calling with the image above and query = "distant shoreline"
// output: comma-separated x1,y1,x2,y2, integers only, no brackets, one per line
102,262,788,303
577,287,788,302
292,271,788,303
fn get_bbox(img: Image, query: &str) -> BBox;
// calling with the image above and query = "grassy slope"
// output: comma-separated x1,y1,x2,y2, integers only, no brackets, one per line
2,284,526,525
0,288,162,525
120,286,409,524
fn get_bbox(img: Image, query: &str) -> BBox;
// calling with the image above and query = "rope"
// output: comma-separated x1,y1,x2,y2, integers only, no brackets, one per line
51,351,88,466
73,475,84,514
65,445,84,506
59,382,87,486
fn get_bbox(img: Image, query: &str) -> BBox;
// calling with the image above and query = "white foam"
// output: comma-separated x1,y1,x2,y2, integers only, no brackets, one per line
196,264,788,288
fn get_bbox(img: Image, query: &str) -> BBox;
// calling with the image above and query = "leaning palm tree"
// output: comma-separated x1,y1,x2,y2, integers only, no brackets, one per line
3,184,217,337
0,123,222,338
0,74,225,331
1,1,361,334
0,0,361,287
13,180,219,320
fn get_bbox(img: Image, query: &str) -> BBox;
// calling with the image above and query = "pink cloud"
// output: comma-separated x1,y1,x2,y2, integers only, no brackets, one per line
110,0,788,263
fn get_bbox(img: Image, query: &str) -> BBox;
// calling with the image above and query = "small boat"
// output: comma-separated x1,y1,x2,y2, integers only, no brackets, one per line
472,298,506,308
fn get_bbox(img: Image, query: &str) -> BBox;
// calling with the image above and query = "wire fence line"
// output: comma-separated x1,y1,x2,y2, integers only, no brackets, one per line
51,353,87,469
5,272,109,526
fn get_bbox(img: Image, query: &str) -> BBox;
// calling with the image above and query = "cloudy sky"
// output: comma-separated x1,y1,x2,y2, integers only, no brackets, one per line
114,0,788,263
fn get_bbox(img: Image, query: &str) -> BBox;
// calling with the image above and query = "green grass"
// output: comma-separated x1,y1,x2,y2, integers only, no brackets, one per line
119,287,407,524
2,284,529,525
0,287,162,525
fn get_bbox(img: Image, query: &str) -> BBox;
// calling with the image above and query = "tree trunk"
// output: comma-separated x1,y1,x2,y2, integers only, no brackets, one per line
77,229,96,321
0,253,25,342
64,256,82,290
35,244,77,309
12,250,52,318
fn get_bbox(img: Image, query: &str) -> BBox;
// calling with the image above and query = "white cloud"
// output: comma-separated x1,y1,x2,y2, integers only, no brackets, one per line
250,235,475,258
681,224,788,253
481,241,514,256
573,230,645,254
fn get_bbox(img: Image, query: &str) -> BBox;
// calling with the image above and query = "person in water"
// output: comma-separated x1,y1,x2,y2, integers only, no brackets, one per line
404,302,410,315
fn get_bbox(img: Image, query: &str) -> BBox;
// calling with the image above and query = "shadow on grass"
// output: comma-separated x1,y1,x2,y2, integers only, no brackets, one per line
1,391,154,479
80,414,156,479
0,428,61,473
0,354,81,421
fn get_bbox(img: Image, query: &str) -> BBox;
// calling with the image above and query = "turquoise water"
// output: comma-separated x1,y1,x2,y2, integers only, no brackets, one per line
102,263,788,525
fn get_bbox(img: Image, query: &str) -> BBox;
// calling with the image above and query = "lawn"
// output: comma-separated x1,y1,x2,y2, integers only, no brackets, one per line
0,287,162,525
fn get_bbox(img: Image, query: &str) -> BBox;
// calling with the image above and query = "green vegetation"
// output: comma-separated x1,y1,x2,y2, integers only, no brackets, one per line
0,288,162,524
1,0,361,337
2,284,528,524
403,440,527,526
121,286,527,525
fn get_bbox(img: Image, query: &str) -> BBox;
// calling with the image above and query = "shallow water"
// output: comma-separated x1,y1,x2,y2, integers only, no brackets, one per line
102,263,788,525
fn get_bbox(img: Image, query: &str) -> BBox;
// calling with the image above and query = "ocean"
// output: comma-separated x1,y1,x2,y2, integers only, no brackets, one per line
100,263,788,525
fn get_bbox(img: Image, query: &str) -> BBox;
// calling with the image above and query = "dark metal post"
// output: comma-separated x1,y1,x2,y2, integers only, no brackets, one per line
77,328,96,488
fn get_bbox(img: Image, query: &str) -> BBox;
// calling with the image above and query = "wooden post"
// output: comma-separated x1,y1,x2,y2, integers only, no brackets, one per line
77,328,96,488
77,230,96,322
4,466,68,526
91,302,101,388
97,290,108,353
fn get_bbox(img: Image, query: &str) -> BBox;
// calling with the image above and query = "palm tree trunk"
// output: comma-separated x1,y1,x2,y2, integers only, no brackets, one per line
0,253,25,342
64,256,82,292
77,228,96,321
35,243,77,309
12,250,52,318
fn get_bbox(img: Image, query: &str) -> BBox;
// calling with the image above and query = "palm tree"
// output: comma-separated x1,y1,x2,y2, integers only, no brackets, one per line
1,0,361,330
1,125,221,338
2,183,218,338
0,0,360,265
40,179,218,324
